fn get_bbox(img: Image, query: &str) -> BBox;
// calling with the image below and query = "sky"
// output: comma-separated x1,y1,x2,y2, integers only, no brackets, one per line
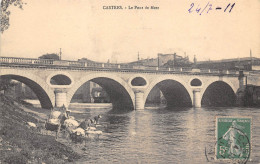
0,0,260,63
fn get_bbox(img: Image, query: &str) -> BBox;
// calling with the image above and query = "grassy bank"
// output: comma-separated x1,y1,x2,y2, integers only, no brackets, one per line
0,94,82,163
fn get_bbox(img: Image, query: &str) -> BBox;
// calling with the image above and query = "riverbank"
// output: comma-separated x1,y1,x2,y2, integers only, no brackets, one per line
23,99,112,109
0,94,82,163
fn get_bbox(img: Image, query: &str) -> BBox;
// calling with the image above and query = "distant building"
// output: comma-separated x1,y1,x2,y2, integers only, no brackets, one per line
72,81,110,103
23,84,37,99
158,53,175,67
4,81,21,99
125,58,158,68
78,58,102,66
4,81,36,99
252,65,260,71
244,85,260,107
122,53,191,68
145,86,166,105
162,53,192,68
71,81,93,103
195,57,260,71
110,53,120,64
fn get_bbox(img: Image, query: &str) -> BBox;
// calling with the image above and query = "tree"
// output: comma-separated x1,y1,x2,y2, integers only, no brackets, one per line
0,78,17,94
1,0,26,33
39,53,60,60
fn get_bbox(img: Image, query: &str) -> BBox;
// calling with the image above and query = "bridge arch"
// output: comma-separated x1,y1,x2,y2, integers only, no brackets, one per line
46,71,74,88
144,76,193,107
201,79,237,107
128,74,149,87
189,77,203,87
0,70,54,109
67,73,135,110
201,78,237,98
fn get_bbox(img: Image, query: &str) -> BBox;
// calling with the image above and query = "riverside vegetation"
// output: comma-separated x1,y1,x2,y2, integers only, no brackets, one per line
0,94,82,163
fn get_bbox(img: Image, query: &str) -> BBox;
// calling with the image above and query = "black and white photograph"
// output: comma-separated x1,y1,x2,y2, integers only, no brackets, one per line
0,0,260,163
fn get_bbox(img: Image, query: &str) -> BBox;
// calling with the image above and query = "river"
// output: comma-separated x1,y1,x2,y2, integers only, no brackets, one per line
69,107,260,163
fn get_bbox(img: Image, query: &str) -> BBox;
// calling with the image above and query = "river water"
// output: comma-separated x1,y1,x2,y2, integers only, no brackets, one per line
69,107,260,164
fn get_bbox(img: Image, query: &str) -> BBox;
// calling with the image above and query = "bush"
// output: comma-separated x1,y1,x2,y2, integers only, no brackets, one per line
4,153,27,164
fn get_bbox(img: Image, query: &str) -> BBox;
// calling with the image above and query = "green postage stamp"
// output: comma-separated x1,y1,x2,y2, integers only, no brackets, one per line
216,116,251,162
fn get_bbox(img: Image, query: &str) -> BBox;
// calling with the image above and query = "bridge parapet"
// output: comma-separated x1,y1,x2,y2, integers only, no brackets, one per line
120,64,134,69
0,56,240,76
85,62,103,67
0,56,54,65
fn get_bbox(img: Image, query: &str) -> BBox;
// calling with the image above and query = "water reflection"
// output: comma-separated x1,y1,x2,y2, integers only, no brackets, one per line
71,107,260,163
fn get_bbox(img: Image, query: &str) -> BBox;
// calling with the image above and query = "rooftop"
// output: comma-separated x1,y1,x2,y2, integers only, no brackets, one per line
197,57,260,64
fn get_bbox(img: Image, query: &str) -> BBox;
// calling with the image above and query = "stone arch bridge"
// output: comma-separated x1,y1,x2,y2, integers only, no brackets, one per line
0,57,245,110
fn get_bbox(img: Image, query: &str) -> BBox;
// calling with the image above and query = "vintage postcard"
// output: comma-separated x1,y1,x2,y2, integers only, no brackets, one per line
0,0,260,163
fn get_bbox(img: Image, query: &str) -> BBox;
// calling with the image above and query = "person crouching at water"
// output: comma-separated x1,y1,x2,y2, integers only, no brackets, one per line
60,110,70,124
93,115,102,125
78,119,95,130
59,109,71,135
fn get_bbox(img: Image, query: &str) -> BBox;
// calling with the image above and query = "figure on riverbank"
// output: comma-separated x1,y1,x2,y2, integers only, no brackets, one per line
45,105,71,139
78,119,94,130
45,108,62,139
60,109,70,129
93,114,102,125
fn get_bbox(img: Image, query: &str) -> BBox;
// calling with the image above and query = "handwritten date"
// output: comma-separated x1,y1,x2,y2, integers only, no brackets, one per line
188,2,235,15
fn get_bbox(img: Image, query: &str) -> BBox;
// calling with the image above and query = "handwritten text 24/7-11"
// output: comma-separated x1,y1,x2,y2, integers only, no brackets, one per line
188,2,235,15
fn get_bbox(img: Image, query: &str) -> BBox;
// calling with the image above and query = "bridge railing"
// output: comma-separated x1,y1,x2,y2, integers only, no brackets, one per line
68,61,85,67
227,70,238,74
142,66,157,71
199,69,210,73
249,70,260,75
0,56,240,75
33,59,54,65
196,69,239,75
103,63,121,68
172,67,182,72
210,69,220,73
0,56,54,65
85,62,103,68
181,67,193,72
158,67,169,71
120,64,134,69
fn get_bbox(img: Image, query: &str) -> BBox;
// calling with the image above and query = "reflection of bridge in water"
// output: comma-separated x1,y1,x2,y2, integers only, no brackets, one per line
0,56,256,110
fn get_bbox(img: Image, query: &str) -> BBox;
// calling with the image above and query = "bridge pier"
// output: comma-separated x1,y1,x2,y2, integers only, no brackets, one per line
54,88,68,108
193,88,201,108
236,71,246,106
133,88,145,110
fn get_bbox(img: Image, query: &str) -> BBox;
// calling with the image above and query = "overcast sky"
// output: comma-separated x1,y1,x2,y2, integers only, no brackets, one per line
0,0,259,63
